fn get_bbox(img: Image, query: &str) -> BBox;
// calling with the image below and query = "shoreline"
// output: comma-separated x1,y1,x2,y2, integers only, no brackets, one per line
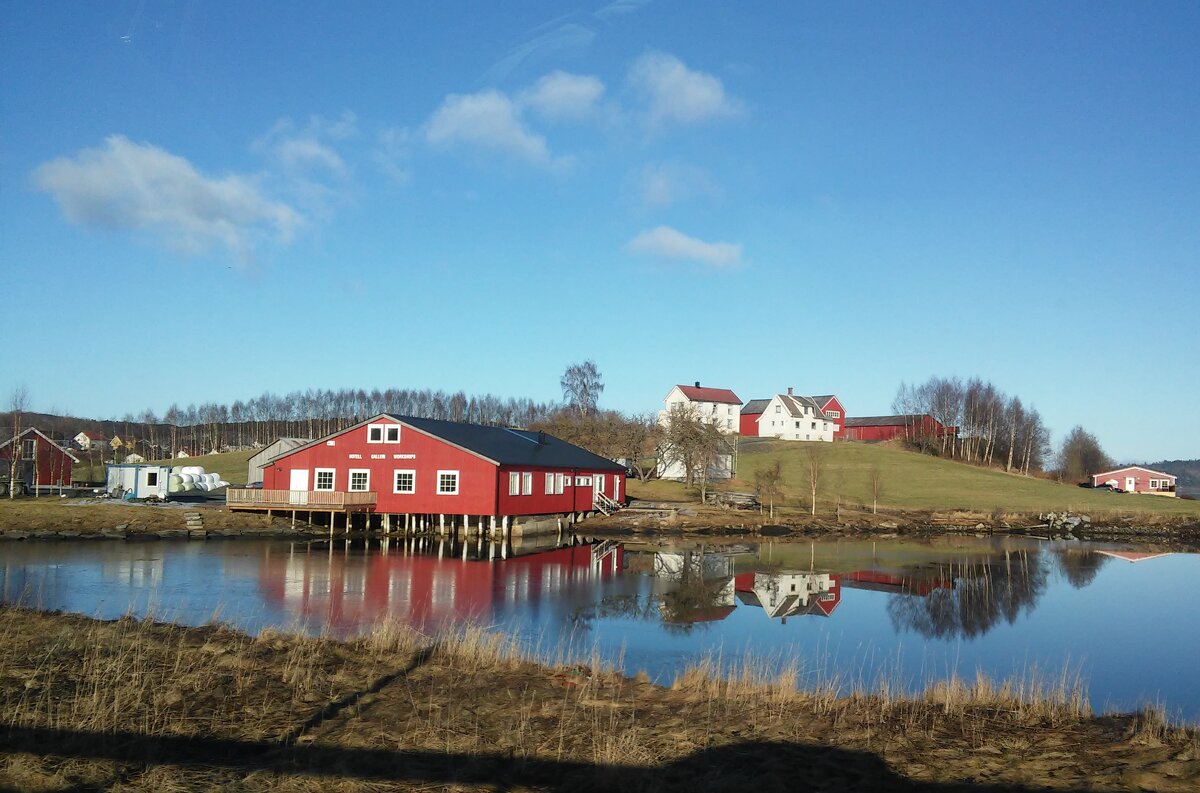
2,607,1197,792
1,498,1199,549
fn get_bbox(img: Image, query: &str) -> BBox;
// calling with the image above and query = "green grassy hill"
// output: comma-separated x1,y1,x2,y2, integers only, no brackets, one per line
633,439,1200,518
73,449,257,486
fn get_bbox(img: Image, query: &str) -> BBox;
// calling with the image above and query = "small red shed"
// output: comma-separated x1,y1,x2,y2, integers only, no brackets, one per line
0,428,78,492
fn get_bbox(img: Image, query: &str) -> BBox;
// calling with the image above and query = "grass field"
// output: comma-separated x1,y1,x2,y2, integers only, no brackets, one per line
72,449,257,486
632,439,1200,518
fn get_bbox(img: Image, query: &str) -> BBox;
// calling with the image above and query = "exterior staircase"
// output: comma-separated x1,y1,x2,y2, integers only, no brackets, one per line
591,539,619,570
593,491,622,515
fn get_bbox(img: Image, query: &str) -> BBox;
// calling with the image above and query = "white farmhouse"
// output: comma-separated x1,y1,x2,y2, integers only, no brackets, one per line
756,388,839,442
658,382,742,434
657,382,742,482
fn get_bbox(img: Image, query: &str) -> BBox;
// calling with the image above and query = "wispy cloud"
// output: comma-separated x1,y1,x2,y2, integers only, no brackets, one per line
373,126,411,184
425,90,563,168
32,135,302,260
518,71,605,121
627,225,741,267
255,112,358,177
628,52,739,128
638,162,718,208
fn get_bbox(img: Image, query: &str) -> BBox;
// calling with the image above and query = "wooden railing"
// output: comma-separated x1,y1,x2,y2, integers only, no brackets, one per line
226,489,377,510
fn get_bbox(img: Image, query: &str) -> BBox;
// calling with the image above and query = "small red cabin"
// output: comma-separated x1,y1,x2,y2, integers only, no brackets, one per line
1090,466,1176,496
254,414,627,520
0,428,78,492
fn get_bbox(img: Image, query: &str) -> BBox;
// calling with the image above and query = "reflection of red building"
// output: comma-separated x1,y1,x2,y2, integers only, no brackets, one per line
733,571,841,619
257,541,622,635
840,569,953,597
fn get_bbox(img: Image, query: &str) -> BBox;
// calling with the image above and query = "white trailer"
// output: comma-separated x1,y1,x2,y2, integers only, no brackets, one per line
105,464,173,500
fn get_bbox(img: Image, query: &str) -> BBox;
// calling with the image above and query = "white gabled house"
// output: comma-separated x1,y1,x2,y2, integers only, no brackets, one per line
756,388,839,442
656,382,743,482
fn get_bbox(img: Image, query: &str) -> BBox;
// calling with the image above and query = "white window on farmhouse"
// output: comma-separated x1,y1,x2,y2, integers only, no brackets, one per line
545,472,554,494
775,405,781,414
315,469,335,491
828,410,840,419
509,472,520,495
437,471,459,495
555,472,565,494
367,424,384,443
522,472,532,495
385,425,400,443
811,422,817,429
349,470,370,491
393,470,415,494
795,421,800,429
21,439,35,460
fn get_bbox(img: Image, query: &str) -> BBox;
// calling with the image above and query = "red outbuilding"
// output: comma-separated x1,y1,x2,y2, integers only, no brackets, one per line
843,414,956,442
0,428,78,493
249,414,627,524
1090,466,1176,496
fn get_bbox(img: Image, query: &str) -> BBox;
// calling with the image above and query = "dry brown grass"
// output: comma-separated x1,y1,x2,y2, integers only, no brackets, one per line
3,607,1199,792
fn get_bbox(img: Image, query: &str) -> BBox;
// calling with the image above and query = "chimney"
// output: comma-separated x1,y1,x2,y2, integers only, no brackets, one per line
787,387,794,396
537,431,546,446
694,381,701,388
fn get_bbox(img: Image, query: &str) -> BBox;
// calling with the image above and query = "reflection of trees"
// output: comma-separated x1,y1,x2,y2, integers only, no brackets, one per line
572,593,659,625
888,550,1048,639
1052,548,1111,589
659,574,732,634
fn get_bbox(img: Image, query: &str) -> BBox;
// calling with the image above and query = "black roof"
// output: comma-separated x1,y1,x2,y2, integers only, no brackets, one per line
394,415,625,471
741,399,771,415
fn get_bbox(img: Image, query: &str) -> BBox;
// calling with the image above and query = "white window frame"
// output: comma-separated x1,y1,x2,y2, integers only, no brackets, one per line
366,424,385,444
521,471,532,496
314,468,336,491
348,469,370,492
555,472,565,494
828,410,841,419
509,471,521,496
545,472,554,495
21,439,35,460
384,425,401,444
393,469,415,494
775,405,781,414
145,470,159,487
437,470,459,495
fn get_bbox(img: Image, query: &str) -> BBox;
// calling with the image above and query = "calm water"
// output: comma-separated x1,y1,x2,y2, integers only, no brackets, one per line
2,535,1198,722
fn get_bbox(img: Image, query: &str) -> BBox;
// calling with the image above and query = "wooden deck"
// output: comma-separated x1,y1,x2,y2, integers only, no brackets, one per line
225,488,377,512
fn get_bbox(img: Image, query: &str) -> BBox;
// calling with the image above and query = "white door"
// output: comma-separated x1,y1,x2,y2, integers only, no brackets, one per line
1125,477,1136,493
594,474,605,500
289,469,309,505
612,476,620,502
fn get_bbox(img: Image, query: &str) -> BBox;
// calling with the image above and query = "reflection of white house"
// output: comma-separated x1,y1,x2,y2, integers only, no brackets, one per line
754,389,838,442
657,382,742,481
734,571,840,620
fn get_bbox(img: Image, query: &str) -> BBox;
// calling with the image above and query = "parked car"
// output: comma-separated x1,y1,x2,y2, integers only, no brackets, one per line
245,481,263,489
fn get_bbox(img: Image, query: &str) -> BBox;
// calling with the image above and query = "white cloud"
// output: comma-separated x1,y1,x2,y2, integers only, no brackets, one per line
373,126,411,184
426,90,566,168
518,71,605,121
639,163,717,208
255,112,357,176
627,225,741,267
32,135,302,259
628,51,739,127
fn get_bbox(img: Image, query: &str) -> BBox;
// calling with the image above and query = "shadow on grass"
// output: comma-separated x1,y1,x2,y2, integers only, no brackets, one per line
2,724,1091,792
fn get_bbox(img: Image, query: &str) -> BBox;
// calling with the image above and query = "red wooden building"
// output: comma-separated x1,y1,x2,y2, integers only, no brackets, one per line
810,395,847,439
248,414,627,523
843,414,955,442
0,428,78,493
1090,466,1176,496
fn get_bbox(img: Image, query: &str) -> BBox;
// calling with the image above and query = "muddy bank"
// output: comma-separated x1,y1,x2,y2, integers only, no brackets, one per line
2,608,1198,792
582,501,1200,550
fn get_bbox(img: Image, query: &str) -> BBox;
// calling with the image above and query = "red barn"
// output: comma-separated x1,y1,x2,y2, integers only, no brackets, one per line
810,395,847,439
843,414,955,442
1090,466,1176,496
250,414,627,523
0,428,78,493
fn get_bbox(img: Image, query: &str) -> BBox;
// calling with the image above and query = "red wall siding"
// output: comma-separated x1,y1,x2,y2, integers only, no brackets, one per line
739,413,762,436
844,416,951,442
0,434,74,486
262,418,625,516
263,419,499,514
819,397,847,439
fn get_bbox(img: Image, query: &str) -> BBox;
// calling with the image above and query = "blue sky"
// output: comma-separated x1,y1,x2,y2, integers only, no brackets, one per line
1,1,1197,462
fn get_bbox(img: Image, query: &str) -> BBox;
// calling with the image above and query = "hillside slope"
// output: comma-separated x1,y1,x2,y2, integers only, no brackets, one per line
726,439,1200,516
